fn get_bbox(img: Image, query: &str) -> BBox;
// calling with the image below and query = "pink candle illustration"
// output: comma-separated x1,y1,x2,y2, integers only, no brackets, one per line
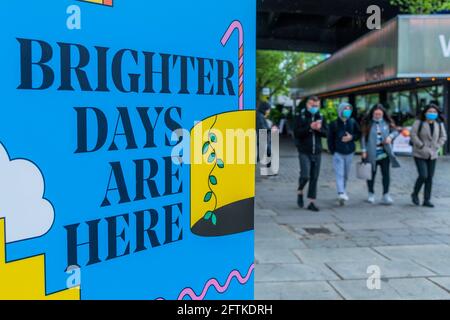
221,21,244,110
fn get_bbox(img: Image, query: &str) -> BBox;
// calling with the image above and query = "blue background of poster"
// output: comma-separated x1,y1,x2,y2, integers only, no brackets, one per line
0,0,255,299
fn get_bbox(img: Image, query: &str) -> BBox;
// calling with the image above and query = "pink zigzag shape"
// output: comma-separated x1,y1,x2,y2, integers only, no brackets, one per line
155,263,255,300
177,263,255,300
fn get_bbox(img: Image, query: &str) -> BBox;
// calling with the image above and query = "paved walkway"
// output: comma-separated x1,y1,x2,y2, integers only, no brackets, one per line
255,138,450,300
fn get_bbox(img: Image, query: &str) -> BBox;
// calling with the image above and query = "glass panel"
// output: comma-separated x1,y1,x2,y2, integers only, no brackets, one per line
387,85,443,126
356,93,379,112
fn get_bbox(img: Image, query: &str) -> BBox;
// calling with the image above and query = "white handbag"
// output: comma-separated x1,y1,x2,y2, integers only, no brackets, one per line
356,161,372,180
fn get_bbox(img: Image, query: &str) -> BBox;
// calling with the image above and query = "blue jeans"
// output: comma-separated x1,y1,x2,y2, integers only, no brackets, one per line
333,152,354,195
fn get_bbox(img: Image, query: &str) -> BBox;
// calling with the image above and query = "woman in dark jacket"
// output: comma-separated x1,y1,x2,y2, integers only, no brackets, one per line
410,103,448,208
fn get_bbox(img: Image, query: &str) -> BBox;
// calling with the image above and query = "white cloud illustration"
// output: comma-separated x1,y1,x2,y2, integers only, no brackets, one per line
0,143,54,243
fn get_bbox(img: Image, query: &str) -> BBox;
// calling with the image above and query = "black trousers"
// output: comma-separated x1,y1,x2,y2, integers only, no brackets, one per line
367,157,390,195
298,152,321,199
413,157,436,202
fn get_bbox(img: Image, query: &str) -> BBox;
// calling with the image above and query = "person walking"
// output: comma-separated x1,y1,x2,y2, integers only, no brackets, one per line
327,102,361,205
361,104,400,205
256,101,271,163
294,96,328,212
410,103,447,208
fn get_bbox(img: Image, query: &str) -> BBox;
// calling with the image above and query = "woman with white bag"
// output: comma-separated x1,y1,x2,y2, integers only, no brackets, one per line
361,104,401,205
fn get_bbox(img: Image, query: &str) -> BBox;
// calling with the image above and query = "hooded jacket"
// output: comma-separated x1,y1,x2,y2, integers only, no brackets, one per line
327,103,361,155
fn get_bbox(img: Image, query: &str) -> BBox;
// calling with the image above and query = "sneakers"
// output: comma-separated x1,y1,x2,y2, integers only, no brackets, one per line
381,194,394,205
367,193,375,204
338,193,349,206
297,193,304,208
307,202,320,212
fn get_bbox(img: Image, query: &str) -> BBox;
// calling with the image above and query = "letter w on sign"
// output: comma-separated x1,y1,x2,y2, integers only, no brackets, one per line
78,0,113,7
439,35,450,58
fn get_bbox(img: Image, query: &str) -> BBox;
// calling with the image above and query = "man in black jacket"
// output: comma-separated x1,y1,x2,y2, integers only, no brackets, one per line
294,96,328,212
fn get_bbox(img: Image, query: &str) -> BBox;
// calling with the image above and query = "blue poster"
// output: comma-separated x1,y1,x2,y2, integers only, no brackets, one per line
0,0,255,300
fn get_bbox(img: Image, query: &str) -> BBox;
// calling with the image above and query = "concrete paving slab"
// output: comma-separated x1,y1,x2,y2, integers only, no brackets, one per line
428,277,450,292
374,244,450,261
255,263,339,282
255,281,343,300
326,260,436,280
413,258,450,276
293,247,387,263
255,248,300,264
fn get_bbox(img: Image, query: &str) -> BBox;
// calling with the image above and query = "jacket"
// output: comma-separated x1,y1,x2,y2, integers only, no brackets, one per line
361,119,400,168
294,108,328,155
410,120,447,160
327,118,361,155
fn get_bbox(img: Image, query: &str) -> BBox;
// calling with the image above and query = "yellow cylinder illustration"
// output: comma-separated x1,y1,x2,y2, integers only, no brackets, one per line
190,110,255,237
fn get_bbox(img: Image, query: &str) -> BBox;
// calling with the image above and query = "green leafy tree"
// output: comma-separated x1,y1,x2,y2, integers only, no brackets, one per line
256,50,326,102
390,0,450,14
321,100,339,123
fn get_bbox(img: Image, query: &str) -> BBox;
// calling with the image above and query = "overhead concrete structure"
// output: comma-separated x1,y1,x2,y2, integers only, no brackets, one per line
257,0,399,52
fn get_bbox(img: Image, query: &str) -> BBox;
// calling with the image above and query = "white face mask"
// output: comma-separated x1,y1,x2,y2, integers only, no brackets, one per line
373,117,382,123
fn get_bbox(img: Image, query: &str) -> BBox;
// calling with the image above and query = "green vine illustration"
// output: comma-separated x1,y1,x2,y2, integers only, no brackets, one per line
202,116,225,226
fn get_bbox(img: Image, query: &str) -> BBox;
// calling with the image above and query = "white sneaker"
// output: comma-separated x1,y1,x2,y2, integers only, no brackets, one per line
338,194,346,206
367,193,375,204
382,194,394,205
342,193,349,202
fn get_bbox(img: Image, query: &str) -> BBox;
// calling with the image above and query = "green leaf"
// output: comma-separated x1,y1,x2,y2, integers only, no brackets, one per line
204,191,213,202
204,211,213,220
202,142,210,154
209,175,218,185
217,159,225,169
211,214,217,225
207,152,216,163
210,133,217,143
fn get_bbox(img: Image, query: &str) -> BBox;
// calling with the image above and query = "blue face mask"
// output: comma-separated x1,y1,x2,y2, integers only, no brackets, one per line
308,107,319,115
426,113,438,121
342,109,353,119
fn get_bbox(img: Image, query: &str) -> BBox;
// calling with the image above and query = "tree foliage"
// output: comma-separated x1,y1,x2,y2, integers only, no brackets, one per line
390,0,450,14
256,50,326,101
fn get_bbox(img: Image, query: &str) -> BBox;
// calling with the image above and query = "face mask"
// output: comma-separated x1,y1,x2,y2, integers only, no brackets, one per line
426,113,438,121
308,107,319,115
342,109,352,119
373,117,382,123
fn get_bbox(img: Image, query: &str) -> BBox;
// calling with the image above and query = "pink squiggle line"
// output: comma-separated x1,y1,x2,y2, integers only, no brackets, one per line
177,263,255,300
155,263,255,300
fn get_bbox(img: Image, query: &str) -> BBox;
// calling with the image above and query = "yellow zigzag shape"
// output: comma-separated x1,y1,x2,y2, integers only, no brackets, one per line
0,219,80,300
